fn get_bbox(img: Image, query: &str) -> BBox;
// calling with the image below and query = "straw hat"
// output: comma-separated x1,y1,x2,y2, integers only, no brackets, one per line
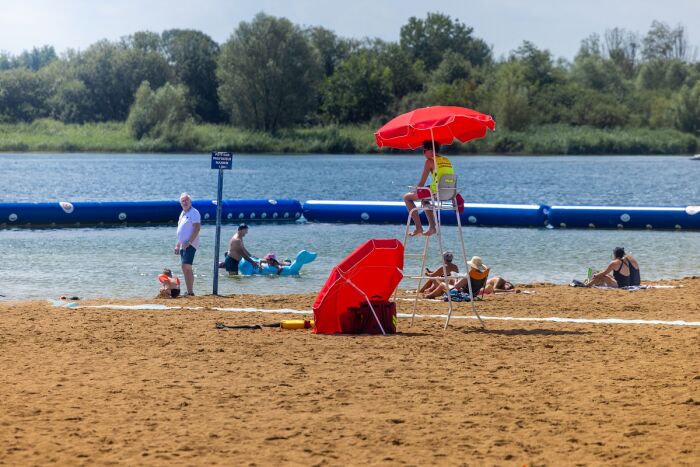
468,256,487,272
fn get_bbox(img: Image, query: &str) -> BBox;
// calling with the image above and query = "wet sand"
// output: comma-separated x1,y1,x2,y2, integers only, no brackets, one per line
1,278,699,465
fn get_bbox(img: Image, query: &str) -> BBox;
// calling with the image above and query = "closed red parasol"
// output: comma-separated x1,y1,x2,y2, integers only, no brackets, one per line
375,105,495,150
313,239,404,334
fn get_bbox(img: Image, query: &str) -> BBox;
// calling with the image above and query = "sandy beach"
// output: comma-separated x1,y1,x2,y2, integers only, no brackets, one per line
1,278,698,466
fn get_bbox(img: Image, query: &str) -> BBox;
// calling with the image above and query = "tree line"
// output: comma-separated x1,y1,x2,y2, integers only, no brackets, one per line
1,12,699,146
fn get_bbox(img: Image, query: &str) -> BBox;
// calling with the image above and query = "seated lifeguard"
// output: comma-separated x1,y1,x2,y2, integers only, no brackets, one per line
158,268,181,298
403,140,454,237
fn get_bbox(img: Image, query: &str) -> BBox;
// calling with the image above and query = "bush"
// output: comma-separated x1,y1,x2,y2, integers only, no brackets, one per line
126,81,197,146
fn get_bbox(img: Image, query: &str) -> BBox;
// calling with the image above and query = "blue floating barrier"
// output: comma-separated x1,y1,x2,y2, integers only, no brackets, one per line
0,199,302,228
547,205,700,230
302,201,549,227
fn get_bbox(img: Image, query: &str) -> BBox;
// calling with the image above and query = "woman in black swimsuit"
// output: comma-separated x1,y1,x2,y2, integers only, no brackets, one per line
587,247,641,288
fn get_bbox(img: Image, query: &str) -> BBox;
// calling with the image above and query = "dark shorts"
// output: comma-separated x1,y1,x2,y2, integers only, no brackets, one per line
180,245,196,265
224,255,239,274
170,288,181,298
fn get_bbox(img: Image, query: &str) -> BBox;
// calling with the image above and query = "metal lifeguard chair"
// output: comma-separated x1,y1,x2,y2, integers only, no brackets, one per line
400,142,485,329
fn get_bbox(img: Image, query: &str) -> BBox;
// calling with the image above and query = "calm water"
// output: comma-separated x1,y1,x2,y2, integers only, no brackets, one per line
1,153,699,299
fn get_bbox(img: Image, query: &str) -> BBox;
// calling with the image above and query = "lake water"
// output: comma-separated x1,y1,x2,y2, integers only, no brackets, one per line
1,153,698,299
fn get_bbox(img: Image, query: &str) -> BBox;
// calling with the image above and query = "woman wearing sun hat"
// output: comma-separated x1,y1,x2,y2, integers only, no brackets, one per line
423,255,491,299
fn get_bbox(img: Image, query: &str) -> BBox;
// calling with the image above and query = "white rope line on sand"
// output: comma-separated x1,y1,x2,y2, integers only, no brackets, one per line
52,301,700,327
407,313,700,326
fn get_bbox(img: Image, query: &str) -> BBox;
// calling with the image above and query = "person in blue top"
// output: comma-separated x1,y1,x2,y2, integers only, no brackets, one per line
587,247,641,288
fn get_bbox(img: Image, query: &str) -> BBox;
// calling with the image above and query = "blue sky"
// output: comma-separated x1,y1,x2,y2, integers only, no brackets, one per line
1,0,698,60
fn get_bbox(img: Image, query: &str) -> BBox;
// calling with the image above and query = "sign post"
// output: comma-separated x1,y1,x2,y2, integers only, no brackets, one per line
211,151,233,295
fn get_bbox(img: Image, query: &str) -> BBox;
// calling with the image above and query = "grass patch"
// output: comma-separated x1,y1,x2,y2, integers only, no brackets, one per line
0,120,696,155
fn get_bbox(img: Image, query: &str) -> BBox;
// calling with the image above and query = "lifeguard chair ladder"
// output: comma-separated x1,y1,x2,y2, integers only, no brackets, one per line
400,172,486,329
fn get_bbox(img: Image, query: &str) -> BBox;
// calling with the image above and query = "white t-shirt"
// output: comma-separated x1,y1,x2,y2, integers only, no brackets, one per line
177,207,201,249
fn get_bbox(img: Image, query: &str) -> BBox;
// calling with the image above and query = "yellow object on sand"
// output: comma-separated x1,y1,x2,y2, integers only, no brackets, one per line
280,319,314,330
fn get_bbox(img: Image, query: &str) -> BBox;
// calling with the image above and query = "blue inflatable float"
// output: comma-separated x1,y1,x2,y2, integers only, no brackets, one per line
302,200,549,227
0,199,303,227
237,250,317,276
547,205,700,230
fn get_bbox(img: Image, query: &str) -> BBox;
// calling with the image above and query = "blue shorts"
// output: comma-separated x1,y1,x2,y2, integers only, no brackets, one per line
180,245,196,265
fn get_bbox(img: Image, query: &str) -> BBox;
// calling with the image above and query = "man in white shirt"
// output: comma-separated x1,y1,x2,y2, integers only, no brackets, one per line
175,192,201,296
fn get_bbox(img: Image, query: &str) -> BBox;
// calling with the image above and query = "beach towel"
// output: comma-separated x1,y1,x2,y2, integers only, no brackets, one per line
444,289,471,302
592,285,680,291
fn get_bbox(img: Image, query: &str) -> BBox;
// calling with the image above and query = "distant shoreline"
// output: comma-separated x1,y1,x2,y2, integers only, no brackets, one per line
0,119,697,155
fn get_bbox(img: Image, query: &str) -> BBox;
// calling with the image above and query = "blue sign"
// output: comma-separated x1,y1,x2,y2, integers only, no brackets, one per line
211,152,233,170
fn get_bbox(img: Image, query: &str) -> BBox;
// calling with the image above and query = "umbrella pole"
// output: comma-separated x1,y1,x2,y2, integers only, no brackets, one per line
429,130,454,328
454,203,485,329
433,181,454,328
410,233,430,327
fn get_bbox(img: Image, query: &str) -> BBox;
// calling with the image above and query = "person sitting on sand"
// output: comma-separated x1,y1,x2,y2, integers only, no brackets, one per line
403,140,454,237
158,268,181,298
418,251,459,293
587,247,641,288
423,256,490,299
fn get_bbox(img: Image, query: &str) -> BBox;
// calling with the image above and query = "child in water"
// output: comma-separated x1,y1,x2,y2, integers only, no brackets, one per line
158,268,181,298
262,253,284,274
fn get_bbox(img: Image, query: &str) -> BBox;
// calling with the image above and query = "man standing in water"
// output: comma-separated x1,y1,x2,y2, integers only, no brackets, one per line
225,224,261,275
175,192,201,296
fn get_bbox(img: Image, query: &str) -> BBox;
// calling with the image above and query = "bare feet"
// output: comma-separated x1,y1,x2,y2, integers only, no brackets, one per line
423,228,436,237
409,229,423,237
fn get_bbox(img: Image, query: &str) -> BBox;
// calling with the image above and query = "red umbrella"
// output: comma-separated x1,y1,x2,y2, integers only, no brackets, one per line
375,105,495,150
313,239,404,334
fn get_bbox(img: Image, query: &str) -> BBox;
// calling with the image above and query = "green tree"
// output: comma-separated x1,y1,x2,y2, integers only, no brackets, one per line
570,88,629,128
127,81,193,140
603,28,639,78
74,40,170,121
377,42,426,99
124,31,163,53
162,29,221,122
432,50,472,84
571,54,627,97
0,53,12,70
642,21,696,62
488,61,530,131
673,82,700,134
16,46,58,71
637,58,671,90
0,68,51,122
512,42,556,87
321,50,393,123
305,26,357,77
400,12,491,69
217,13,322,132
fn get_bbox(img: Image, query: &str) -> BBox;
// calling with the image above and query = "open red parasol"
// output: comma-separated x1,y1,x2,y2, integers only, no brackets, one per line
375,105,495,150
